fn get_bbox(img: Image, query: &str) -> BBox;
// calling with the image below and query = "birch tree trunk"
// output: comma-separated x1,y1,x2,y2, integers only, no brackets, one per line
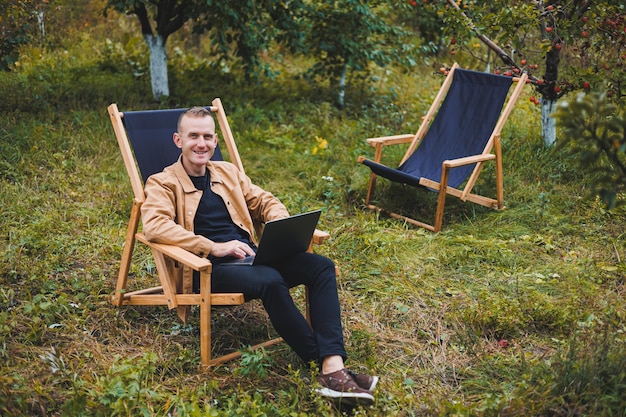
337,62,347,109
541,98,558,147
145,34,169,101
541,45,560,147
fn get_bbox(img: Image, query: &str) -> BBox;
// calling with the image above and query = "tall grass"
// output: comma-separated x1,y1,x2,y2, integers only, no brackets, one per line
1,5,625,416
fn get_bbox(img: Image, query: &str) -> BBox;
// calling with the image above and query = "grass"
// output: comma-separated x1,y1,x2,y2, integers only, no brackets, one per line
1,6,625,416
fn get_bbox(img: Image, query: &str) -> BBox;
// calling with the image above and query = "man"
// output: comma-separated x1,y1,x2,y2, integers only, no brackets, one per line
141,106,378,404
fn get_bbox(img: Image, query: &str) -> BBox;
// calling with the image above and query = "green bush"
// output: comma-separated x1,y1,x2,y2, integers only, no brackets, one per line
555,92,626,209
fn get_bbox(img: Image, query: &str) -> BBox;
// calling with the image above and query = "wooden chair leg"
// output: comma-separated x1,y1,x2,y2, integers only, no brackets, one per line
494,136,505,209
112,199,141,306
365,173,377,206
434,167,451,233
199,269,212,366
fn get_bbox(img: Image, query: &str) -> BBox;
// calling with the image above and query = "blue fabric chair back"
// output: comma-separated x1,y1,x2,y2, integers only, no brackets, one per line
122,108,223,183
398,69,512,188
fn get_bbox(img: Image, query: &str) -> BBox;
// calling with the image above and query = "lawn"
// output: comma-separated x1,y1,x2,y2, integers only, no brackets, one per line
1,7,625,417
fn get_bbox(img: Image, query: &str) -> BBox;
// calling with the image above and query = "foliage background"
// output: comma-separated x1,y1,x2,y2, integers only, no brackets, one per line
1,0,625,416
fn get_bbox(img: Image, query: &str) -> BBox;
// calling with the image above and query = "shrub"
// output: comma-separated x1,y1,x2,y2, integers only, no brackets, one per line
555,92,626,209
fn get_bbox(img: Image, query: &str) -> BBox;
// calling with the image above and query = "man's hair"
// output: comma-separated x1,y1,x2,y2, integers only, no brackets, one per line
177,106,212,132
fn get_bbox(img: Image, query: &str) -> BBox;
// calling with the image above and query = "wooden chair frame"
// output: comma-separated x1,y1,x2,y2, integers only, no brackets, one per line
358,64,528,232
108,98,330,366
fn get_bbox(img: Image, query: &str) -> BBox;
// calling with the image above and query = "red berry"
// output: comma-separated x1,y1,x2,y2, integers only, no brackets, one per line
583,81,590,90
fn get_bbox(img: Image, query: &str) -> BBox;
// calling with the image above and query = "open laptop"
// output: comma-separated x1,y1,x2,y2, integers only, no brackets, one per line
222,210,322,266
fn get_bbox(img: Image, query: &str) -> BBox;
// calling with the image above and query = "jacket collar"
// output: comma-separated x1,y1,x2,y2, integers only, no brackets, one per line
173,155,225,193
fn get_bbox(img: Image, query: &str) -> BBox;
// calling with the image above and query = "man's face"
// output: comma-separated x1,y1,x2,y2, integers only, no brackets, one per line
174,114,217,176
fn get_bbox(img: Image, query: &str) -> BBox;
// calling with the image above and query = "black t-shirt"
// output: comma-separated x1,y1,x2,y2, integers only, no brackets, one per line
190,172,252,248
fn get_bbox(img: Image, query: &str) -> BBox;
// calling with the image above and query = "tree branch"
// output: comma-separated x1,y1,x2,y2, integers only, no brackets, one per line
134,2,154,37
445,0,516,68
156,0,188,39
444,0,544,85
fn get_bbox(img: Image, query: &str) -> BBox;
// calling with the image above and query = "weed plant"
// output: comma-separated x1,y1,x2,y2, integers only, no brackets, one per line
1,4,625,416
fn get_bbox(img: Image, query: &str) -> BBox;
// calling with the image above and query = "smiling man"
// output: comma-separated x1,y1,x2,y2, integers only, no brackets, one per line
140,107,378,405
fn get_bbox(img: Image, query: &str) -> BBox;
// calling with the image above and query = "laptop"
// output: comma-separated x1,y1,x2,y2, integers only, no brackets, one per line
221,210,322,266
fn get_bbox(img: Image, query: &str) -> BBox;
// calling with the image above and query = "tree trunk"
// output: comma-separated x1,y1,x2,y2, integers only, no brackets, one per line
145,34,169,101
37,10,45,38
540,47,560,147
541,98,557,147
337,62,347,109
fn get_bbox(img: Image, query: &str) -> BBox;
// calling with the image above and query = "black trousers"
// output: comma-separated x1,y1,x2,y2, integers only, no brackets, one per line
207,252,347,365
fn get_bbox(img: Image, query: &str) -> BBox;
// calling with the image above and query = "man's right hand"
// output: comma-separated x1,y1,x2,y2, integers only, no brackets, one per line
210,240,255,259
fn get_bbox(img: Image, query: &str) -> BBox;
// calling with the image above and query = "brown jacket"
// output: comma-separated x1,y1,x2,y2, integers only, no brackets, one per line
141,156,290,296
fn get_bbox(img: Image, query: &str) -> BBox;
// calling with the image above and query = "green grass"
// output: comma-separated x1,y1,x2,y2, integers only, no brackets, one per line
1,9,625,417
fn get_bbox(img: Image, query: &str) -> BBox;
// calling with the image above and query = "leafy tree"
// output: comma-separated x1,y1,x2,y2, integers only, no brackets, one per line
0,0,38,71
105,0,309,101
105,0,193,101
554,92,626,208
105,1,410,105
303,0,411,108
402,0,446,55
428,0,626,146
193,0,307,81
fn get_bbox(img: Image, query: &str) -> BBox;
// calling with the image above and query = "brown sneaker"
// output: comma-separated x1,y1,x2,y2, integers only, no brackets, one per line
347,369,379,392
316,368,374,405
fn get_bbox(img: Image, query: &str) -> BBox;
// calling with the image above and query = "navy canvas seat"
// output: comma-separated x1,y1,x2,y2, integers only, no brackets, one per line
358,64,528,232
107,99,329,366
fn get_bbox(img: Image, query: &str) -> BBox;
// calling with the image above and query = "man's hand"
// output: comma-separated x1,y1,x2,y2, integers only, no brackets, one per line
210,240,255,259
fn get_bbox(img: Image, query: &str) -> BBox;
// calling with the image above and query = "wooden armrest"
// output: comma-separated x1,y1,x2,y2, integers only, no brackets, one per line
366,134,415,146
313,229,331,245
137,231,330,266
443,153,496,168
136,233,211,271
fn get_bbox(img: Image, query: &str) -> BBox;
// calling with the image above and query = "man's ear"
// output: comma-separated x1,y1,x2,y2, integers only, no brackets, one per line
173,132,183,149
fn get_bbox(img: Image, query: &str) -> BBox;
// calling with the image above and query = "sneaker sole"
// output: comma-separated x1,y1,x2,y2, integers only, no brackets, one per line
315,388,375,406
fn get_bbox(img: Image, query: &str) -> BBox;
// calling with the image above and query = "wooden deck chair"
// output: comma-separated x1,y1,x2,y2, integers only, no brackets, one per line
357,64,527,232
108,98,330,366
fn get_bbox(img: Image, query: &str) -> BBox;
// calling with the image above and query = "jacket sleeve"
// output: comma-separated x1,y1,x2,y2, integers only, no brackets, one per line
141,174,213,258
238,169,290,223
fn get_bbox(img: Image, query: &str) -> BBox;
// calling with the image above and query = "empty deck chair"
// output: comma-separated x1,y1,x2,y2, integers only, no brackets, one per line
358,64,527,232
